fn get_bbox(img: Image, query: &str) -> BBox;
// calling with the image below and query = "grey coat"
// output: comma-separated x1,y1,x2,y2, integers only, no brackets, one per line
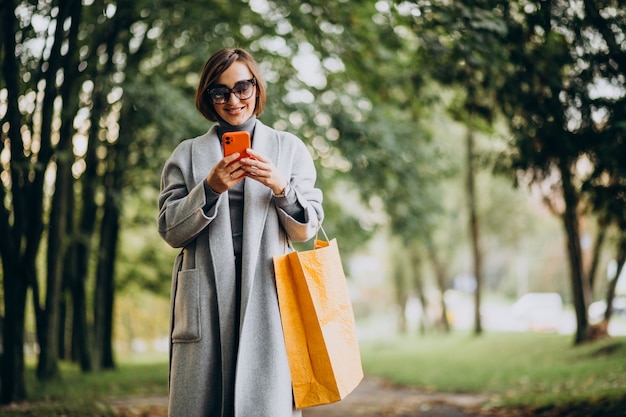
158,120,324,417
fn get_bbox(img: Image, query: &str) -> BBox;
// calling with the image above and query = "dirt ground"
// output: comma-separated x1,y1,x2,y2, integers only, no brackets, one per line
110,376,626,417
301,377,492,417
112,377,495,417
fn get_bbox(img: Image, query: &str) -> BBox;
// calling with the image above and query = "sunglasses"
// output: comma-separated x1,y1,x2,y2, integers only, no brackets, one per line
207,78,257,105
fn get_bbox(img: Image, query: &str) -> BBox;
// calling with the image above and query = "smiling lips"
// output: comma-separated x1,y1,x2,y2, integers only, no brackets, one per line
225,106,245,114
222,105,249,124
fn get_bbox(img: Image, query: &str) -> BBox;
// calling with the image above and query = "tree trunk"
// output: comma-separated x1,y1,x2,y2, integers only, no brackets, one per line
94,102,135,369
559,160,591,344
0,262,28,404
70,135,100,369
1,0,44,402
0,7,28,395
39,57,81,376
95,203,120,369
37,156,71,380
71,272,93,371
69,118,100,371
408,246,429,334
603,239,626,323
466,126,483,335
77,74,107,368
425,239,450,332
70,41,110,370
95,145,126,369
60,170,77,362
54,0,83,365
390,241,410,334
58,290,69,360
587,223,606,292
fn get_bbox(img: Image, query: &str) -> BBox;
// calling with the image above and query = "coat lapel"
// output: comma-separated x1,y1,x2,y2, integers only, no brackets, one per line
191,127,239,403
241,122,277,315
191,127,222,186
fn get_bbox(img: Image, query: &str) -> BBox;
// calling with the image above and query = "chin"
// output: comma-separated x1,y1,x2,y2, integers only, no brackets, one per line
228,117,247,125
221,113,252,126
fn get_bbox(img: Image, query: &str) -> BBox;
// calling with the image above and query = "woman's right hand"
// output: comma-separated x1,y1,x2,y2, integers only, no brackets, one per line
205,153,245,193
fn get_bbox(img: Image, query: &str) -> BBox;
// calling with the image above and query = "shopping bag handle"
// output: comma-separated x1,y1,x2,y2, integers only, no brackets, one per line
315,225,330,242
282,224,329,251
313,225,332,249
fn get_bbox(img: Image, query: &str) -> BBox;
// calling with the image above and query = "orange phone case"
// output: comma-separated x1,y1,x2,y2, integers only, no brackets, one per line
222,131,251,162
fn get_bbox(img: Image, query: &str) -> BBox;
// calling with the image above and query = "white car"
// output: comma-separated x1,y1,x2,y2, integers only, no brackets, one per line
511,292,564,332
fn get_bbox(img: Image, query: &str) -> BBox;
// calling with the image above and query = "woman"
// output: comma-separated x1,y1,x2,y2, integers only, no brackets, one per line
158,48,324,417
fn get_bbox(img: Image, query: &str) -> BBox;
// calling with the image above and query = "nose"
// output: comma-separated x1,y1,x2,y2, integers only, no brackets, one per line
226,92,241,104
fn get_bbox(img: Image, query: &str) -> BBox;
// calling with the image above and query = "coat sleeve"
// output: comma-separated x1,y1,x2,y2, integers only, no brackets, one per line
275,133,324,243
158,141,222,248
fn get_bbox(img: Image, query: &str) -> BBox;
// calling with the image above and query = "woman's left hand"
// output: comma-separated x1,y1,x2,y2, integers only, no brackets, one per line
240,149,288,195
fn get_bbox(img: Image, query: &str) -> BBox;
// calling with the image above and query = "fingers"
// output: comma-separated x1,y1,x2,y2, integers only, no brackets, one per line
244,148,267,162
238,150,263,175
221,155,243,178
224,153,241,165
226,170,239,181
219,149,286,193
239,150,287,192
206,156,244,193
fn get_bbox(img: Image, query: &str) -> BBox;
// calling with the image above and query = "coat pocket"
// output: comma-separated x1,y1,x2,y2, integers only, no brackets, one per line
171,269,201,342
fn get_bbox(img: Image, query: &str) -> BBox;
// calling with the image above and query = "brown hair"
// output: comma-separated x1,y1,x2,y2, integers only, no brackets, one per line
195,48,266,122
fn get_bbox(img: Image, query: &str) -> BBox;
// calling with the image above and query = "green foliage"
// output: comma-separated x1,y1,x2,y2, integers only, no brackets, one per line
387,0,626,343
116,185,177,295
361,333,626,408
113,291,169,353
494,0,626,195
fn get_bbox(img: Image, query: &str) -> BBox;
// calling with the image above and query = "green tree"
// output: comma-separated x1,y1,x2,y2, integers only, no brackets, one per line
0,0,79,400
291,2,462,329
0,0,208,400
391,0,625,344
496,0,626,344
386,0,511,335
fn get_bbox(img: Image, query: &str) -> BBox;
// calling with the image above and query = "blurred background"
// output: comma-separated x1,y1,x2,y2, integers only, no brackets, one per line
1,0,625,408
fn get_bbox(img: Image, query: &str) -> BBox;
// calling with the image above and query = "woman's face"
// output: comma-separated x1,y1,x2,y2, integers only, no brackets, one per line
213,61,257,126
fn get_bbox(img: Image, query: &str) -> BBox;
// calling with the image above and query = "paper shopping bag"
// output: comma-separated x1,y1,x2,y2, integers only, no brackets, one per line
273,236,363,409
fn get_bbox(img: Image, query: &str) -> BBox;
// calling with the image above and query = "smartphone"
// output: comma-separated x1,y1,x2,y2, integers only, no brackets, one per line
222,131,251,163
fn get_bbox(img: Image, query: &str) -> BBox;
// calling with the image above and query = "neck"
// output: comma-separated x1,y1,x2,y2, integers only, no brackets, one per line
217,116,257,140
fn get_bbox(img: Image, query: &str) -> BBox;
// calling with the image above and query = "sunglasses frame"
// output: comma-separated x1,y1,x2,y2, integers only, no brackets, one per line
207,78,257,104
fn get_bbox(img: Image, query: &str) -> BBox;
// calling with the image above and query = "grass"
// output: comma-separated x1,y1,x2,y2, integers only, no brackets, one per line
3,333,626,415
360,332,626,409
0,354,169,416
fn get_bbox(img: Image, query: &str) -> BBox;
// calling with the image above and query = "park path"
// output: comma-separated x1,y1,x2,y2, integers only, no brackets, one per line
302,377,492,417
112,377,495,417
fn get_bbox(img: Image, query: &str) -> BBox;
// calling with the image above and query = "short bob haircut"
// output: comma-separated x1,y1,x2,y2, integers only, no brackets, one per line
195,48,266,122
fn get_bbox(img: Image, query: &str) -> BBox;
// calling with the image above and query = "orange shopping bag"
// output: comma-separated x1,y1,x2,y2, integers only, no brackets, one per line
273,229,363,409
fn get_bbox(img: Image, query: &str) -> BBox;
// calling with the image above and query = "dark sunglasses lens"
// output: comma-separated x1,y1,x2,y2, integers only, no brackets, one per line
209,88,229,103
233,81,254,98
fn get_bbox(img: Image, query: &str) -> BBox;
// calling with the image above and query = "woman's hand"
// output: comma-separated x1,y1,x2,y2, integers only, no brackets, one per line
205,153,246,194
239,149,288,195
